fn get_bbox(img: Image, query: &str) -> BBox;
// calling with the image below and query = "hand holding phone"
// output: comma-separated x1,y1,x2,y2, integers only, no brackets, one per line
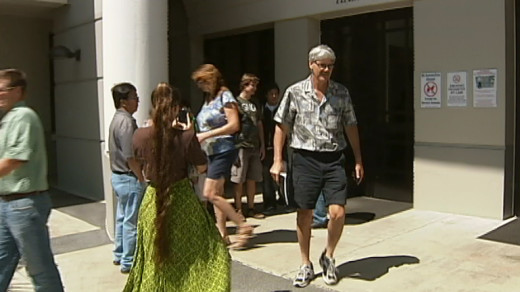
178,107,189,124
352,171,362,185
172,107,193,130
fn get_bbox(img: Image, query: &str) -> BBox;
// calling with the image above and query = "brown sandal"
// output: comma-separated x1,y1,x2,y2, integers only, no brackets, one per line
236,209,246,222
229,224,254,250
223,236,232,246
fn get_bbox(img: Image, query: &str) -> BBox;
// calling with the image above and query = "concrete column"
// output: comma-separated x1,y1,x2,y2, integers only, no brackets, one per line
102,0,168,128
274,18,320,91
102,0,168,238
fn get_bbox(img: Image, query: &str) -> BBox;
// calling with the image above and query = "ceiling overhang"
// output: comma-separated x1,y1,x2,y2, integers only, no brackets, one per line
0,0,67,18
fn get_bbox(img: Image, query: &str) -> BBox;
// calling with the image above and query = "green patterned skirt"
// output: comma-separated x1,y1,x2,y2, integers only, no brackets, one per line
123,178,230,292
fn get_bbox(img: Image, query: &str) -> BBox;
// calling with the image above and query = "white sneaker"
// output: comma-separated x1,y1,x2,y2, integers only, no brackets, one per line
319,250,338,285
293,263,315,288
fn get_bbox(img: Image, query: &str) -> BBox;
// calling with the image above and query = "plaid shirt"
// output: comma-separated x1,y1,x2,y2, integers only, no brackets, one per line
274,75,357,152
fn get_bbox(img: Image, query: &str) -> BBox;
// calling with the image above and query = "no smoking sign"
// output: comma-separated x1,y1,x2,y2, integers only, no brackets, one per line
421,72,442,108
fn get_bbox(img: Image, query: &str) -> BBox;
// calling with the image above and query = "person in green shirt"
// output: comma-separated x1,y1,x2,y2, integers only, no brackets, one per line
0,69,64,292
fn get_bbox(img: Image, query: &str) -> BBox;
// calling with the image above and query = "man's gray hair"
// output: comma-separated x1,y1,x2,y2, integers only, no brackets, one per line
308,45,336,62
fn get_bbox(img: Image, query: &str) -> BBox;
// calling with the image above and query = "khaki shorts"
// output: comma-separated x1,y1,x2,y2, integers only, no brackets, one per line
230,148,263,184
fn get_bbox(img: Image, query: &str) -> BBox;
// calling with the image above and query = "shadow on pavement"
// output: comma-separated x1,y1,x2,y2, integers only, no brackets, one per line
479,218,520,246
345,212,376,225
228,229,298,250
334,255,420,281
47,190,112,254
48,188,106,228
52,229,112,255
231,261,331,292
249,229,298,246
49,188,97,208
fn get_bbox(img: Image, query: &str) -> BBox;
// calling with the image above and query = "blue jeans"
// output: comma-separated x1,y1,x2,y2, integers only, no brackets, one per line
313,193,328,225
112,173,145,270
0,192,64,292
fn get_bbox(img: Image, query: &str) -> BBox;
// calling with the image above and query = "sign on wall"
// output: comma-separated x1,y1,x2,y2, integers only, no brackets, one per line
336,0,361,3
421,72,441,108
473,69,497,108
447,72,467,107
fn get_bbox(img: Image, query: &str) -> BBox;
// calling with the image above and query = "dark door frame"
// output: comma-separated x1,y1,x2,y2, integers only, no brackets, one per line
512,0,520,216
321,8,414,203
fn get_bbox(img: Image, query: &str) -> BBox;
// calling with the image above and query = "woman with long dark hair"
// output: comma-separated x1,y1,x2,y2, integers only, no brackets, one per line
192,64,254,249
123,82,230,292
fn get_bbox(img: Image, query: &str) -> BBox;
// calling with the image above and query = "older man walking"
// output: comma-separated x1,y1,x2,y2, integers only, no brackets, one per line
270,45,364,288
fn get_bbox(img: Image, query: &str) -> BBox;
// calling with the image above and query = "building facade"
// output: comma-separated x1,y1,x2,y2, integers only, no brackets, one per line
0,0,518,232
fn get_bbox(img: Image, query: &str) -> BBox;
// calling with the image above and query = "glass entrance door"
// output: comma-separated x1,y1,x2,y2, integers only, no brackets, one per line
322,8,414,202
204,29,275,102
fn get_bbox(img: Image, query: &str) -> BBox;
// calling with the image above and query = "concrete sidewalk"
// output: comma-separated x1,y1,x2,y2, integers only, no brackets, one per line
9,195,520,291
231,197,520,292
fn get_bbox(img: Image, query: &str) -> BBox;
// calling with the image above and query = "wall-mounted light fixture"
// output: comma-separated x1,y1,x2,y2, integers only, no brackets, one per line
50,45,81,61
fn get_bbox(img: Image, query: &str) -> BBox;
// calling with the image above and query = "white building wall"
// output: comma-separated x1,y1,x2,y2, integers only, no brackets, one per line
274,18,320,91
184,0,411,35
413,0,509,219
0,15,54,183
1,0,514,220
102,0,168,130
184,0,515,219
185,0,411,97
0,16,52,130
52,0,104,200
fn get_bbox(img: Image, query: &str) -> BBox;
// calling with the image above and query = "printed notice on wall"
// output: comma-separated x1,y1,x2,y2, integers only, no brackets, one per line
447,72,467,107
473,69,497,108
421,72,441,108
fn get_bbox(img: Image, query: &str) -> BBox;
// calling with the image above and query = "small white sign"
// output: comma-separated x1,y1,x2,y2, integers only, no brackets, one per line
421,72,442,108
473,69,497,108
447,72,467,107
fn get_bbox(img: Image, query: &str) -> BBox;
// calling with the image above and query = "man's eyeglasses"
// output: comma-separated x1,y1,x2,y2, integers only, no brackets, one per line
314,62,335,70
0,87,16,93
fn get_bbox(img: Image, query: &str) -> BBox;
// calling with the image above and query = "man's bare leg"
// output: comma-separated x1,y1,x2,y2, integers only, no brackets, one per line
234,182,244,215
325,204,345,257
246,180,256,210
296,209,314,264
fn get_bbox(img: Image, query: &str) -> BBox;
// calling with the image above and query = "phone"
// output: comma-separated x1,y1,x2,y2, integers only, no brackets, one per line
178,107,189,123
352,171,361,185
279,172,289,205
